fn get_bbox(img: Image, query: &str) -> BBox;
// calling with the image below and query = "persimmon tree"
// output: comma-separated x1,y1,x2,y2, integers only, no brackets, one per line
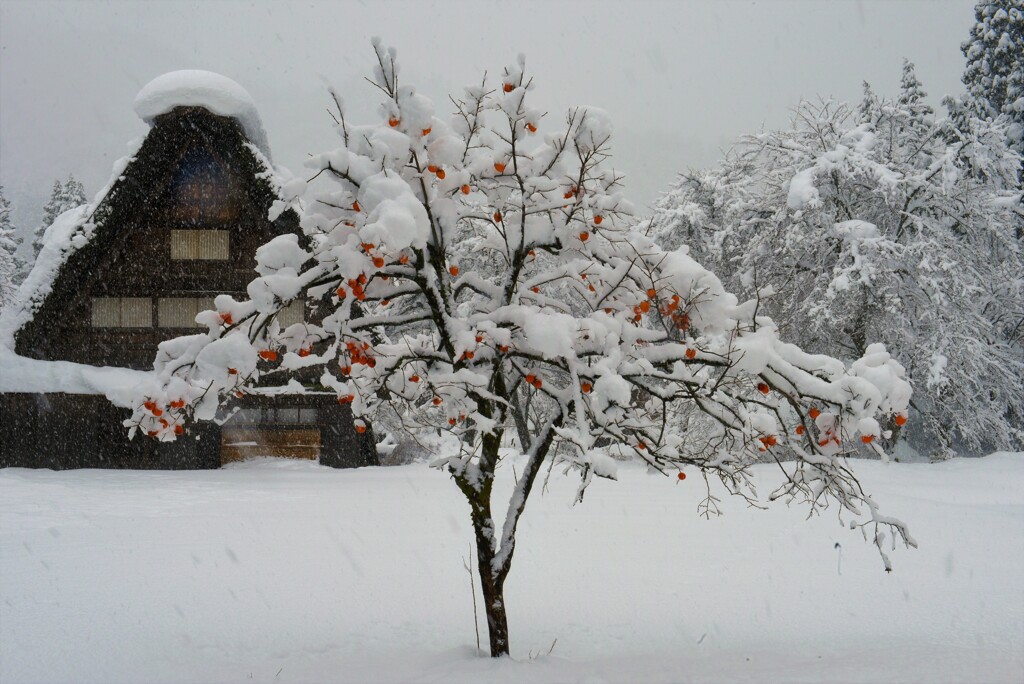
126,41,916,658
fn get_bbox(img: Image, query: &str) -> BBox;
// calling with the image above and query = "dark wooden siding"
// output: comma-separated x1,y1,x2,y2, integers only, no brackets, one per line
0,393,374,470
5,106,376,469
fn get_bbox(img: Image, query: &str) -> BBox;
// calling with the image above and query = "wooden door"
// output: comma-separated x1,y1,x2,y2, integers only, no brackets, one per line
220,427,320,464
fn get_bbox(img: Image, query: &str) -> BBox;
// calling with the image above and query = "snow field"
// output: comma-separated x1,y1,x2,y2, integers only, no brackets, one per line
1,453,1021,683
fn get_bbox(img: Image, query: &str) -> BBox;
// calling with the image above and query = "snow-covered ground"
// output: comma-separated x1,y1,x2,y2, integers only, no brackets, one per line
1,453,1021,684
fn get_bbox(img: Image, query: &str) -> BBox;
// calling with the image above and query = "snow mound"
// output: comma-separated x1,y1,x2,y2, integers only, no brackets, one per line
0,346,149,404
133,70,270,158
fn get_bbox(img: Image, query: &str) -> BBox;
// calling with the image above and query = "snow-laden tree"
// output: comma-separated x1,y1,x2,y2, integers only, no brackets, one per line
651,65,1023,458
962,1,1023,149
31,175,87,266
0,186,20,309
125,42,915,657
960,0,1023,235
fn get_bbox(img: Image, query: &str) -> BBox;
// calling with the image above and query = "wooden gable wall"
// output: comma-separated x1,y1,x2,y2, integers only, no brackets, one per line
16,107,300,369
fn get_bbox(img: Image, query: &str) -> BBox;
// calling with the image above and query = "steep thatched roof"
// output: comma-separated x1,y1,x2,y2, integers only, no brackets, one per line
2,106,296,355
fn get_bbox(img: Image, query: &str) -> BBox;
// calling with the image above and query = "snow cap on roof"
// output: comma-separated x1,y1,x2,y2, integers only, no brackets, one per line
133,70,271,158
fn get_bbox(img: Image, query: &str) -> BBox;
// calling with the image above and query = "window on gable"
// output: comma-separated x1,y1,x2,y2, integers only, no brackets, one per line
92,298,153,328
158,297,217,328
168,146,240,222
170,229,229,260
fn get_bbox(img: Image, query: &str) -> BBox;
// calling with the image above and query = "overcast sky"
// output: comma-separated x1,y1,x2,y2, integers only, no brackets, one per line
1,0,977,242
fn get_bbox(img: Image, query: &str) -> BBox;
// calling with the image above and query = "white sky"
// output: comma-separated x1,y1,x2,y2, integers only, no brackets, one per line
0,0,976,241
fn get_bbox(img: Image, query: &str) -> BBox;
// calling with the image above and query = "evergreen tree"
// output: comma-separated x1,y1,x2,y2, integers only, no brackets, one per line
31,174,87,266
895,59,934,141
856,81,880,125
961,1,1024,188
63,174,86,208
0,186,20,310
962,1,1023,120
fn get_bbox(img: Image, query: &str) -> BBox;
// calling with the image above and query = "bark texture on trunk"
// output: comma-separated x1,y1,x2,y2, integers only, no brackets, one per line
474,534,510,657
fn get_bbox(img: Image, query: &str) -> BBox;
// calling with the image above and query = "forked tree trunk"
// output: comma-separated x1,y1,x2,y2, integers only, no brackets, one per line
465,478,511,657
457,410,559,657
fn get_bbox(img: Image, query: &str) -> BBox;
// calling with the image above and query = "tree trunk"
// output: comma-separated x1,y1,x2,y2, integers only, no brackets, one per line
477,545,510,657
467,505,510,657
455,398,559,658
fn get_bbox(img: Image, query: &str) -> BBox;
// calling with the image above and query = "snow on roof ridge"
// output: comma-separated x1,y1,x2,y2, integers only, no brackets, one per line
133,70,271,159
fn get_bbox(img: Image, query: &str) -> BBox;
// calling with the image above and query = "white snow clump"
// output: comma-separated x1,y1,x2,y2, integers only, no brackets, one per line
133,70,271,158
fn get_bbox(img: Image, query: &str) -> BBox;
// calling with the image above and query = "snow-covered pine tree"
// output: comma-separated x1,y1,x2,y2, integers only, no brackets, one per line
31,175,87,267
856,81,880,125
0,186,20,309
961,1,1024,198
33,180,64,264
962,1,1023,126
650,68,1023,458
124,42,915,657
63,175,86,209
894,59,935,146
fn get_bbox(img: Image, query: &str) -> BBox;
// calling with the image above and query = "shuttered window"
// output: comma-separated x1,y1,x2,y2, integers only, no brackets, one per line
170,230,229,260
277,301,305,327
91,298,153,328
227,407,318,424
158,297,216,328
